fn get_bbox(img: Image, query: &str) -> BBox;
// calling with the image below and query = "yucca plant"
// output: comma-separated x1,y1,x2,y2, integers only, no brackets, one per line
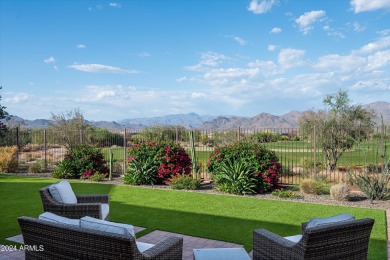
125,157,158,185
213,159,257,195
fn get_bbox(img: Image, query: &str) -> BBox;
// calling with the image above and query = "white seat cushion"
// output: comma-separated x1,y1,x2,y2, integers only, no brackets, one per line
136,242,154,252
48,180,77,204
284,234,302,243
307,213,355,228
101,203,109,220
39,212,80,226
80,216,135,237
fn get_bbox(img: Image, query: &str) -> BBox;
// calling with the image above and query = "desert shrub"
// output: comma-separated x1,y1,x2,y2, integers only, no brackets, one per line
0,146,19,172
300,178,327,195
88,172,107,182
53,145,108,179
271,188,299,199
213,159,257,195
349,160,390,202
167,174,201,190
207,142,280,193
28,160,46,173
250,131,282,143
330,183,350,201
300,158,324,173
126,142,192,184
52,160,74,179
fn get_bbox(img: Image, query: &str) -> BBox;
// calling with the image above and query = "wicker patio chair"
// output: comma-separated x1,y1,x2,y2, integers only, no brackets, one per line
253,218,374,260
39,182,110,220
18,216,183,260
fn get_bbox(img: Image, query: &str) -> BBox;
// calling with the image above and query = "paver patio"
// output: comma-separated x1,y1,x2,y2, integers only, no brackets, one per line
0,227,246,260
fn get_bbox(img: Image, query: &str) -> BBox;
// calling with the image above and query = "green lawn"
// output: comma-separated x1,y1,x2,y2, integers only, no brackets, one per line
0,174,387,259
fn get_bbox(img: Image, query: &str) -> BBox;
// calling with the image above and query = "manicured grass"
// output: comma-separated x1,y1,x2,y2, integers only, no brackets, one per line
0,175,387,259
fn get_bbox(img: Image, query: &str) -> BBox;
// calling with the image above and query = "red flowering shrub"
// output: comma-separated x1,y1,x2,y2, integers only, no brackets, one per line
52,145,108,179
207,142,280,193
127,142,192,184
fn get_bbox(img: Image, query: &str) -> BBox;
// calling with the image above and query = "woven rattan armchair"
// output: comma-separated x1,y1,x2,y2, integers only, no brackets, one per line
18,216,183,260
253,218,374,260
39,183,110,220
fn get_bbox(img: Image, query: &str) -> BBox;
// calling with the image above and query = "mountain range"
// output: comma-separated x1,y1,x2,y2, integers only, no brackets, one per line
7,101,390,130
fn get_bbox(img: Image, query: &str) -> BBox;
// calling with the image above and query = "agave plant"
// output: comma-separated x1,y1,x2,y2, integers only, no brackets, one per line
213,159,257,195
125,157,158,185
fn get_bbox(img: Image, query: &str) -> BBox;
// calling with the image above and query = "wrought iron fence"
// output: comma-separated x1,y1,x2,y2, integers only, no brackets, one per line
0,126,388,185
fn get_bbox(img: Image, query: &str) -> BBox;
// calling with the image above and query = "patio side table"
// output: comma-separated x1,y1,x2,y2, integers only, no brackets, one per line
193,248,251,260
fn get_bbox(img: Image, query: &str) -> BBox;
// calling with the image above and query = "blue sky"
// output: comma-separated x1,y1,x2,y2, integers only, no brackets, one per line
1,0,389,121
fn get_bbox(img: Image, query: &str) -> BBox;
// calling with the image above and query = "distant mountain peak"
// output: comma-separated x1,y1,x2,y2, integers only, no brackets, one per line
10,101,390,130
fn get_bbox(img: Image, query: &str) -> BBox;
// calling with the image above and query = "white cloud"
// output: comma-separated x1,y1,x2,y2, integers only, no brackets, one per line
248,0,278,14
138,52,151,57
295,10,326,35
109,3,122,8
185,51,228,71
176,76,187,82
43,57,56,64
77,44,86,49
268,44,277,51
353,22,366,32
278,48,306,68
350,0,390,13
377,29,390,36
191,92,207,98
367,50,390,70
314,54,366,73
323,26,346,39
4,92,30,104
67,64,139,74
270,27,282,34
357,36,390,54
233,36,247,46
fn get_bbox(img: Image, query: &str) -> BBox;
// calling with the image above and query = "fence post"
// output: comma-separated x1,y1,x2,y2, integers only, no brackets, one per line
123,129,127,175
237,127,241,142
16,127,19,148
44,129,47,170
80,129,83,144
175,127,179,144
313,125,317,178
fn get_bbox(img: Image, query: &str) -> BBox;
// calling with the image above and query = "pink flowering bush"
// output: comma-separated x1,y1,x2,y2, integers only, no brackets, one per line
207,142,280,193
126,142,192,185
53,145,108,179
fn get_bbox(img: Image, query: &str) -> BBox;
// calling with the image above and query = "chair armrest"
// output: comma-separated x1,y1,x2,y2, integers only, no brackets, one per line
47,202,103,219
253,229,299,260
142,236,183,260
301,222,308,233
76,194,109,204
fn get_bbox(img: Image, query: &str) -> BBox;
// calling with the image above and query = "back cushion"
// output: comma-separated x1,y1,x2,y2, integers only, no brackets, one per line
80,216,135,237
49,180,77,204
307,213,355,228
39,212,80,226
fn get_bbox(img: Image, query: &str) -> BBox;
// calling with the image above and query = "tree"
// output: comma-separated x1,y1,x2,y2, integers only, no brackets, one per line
298,90,374,171
49,108,93,148
0,86,9,137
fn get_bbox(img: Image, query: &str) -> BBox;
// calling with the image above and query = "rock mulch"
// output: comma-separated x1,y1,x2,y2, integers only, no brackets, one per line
90,176,390,210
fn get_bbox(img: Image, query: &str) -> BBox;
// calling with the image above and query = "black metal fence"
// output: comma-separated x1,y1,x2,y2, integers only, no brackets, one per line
0,126,388,185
